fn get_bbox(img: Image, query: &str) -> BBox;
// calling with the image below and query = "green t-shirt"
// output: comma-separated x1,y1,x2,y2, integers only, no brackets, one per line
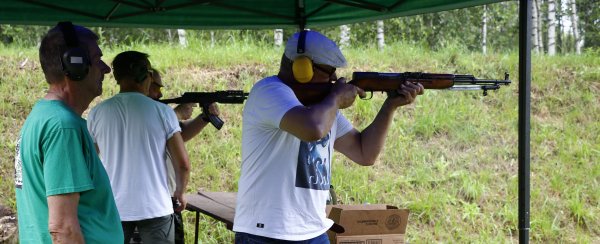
15,99,123,243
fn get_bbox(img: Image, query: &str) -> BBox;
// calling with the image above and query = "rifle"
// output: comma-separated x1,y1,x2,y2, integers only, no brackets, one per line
289,72,511,106
159,90,249,130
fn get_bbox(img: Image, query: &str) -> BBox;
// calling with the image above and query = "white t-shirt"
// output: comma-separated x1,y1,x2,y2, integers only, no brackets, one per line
87,92,181,221
233,76,354,240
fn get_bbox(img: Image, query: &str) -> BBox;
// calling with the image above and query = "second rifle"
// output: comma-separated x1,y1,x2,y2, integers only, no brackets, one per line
159,90,248,130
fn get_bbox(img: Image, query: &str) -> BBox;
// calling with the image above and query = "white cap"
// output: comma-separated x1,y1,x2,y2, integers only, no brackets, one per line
284,31,347,68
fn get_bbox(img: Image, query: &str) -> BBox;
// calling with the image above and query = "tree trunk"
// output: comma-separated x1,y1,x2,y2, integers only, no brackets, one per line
548,0,556,56
537,0,544,53
532,1,539,54
482,5,487,54
339,25,350,50
210,31,214,47
177,29,187,48
166,29,173,44
274,29,283,46
376,20,384,50
571,0,580,55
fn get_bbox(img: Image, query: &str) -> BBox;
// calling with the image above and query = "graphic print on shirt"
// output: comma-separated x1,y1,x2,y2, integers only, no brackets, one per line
14,134,22,189
295,132,331,190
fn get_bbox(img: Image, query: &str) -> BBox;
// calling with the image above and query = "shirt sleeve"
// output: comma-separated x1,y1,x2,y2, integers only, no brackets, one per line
334,111,354,139
163,105,182,140
43,128,94,196
249,79,303,129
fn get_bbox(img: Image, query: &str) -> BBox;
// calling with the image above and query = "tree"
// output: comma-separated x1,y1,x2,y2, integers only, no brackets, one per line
532,1,540,54
339,25,350,50
376,20,384,50
537,0,545,53
482,5,487,54
548,0,556,55
570,0,580,54
274,29,283,46
177,29,187,48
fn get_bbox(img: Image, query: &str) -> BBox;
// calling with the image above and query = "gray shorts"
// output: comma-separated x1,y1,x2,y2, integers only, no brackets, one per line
122,214,175,244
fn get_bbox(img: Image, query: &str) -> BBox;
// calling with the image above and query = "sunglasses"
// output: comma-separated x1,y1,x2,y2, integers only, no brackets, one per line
151,81,164,92
314,65,336,78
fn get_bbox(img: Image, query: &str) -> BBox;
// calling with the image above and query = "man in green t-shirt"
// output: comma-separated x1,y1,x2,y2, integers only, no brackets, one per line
14,22,123,243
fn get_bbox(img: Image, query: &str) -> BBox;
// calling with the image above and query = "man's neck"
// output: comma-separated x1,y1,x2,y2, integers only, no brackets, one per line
46,83,92,117
118,80,147,95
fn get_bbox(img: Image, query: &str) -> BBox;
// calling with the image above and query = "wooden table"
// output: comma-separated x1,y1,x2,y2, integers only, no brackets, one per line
185,192,237,244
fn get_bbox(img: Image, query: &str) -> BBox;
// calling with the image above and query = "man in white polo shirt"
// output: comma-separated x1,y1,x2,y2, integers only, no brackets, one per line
88,51,191,244
234,31,424,243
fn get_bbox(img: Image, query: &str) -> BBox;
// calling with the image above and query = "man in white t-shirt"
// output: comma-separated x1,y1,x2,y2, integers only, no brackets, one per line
87,51,191,244
233,31,424,243
147,69,219,244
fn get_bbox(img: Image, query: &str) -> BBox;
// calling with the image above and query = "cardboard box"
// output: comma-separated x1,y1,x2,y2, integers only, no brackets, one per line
326,204,409,244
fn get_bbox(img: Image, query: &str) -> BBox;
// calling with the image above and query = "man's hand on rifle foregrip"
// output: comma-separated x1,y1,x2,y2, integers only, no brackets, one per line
330,77,367,109
387,81,425,108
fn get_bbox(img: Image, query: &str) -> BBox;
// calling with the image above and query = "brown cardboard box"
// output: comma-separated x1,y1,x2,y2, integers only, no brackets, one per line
325,204,409,244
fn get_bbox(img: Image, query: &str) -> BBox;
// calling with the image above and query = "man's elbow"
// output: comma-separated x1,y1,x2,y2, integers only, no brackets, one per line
178,158,192,172
48,219,78,237
300,123,330,142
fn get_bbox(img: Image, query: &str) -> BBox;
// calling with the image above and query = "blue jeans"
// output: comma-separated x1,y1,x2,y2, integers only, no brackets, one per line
235,232,329,244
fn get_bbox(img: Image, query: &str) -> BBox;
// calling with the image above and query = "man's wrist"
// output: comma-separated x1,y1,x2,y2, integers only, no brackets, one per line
200,113,210,122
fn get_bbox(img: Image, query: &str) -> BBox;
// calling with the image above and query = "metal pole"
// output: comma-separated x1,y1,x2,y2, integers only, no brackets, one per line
518,0,532,243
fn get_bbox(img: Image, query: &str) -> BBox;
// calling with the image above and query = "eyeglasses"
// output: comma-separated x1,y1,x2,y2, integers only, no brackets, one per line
151,81,164,92
314,65,336,78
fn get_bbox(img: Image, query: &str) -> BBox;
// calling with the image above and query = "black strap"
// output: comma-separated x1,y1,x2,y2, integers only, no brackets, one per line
57,22,79,47
297,30,307,54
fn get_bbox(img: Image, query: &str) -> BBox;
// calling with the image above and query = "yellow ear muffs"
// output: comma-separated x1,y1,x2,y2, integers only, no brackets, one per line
292,56,314,83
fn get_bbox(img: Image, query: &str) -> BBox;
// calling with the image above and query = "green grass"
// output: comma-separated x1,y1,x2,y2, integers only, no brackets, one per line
1,38,599,243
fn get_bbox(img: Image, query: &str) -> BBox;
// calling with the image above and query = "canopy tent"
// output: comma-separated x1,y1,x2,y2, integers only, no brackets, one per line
5,0,506,29
0,0,533,243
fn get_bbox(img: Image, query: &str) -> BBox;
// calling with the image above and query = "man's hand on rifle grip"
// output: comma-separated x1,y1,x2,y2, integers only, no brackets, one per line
331,77,367,109
200,102,220,117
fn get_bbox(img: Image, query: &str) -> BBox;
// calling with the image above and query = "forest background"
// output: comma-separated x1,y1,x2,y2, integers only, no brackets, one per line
1,0,599,243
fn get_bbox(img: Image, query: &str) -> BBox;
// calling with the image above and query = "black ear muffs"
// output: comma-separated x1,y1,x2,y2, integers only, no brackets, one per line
292,30,314,83
130,63,148,83
57,22,90,81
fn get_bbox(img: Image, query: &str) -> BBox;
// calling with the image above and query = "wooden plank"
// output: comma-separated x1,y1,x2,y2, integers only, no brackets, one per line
185,193,236,230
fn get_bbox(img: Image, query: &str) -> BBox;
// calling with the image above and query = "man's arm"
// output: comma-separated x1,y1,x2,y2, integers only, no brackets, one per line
47,193,85,244
166,132,191,211
280,78,366,142
94,143,100,155
334,81,424,166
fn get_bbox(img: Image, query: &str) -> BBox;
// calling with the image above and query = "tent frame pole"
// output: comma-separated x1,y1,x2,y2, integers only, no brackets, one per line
518,0,532,243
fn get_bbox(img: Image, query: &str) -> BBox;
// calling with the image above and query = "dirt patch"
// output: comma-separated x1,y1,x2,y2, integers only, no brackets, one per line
0,205,18,244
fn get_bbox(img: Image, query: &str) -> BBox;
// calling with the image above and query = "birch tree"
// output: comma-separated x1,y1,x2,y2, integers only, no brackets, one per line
548,0,556,56
482,5,487,54
339,25,350,50
570,0,580,55
177,29,187,48
376,20,384,50
166,29,173,44
537,0,544,52
532,1,540,53
274,29,283,46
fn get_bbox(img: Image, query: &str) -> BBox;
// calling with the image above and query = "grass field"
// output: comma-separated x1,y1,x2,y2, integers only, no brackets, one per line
0,36,599,243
